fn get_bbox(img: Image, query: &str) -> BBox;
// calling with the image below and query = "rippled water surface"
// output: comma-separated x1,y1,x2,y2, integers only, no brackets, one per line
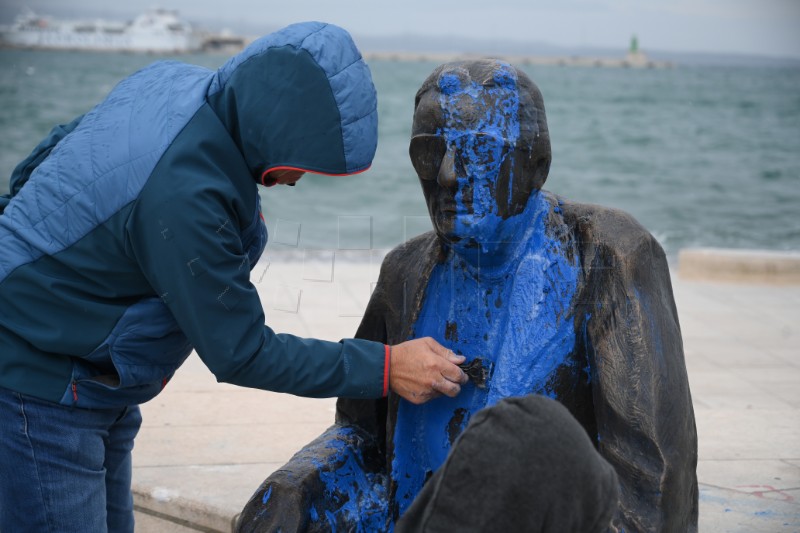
1,49,798,258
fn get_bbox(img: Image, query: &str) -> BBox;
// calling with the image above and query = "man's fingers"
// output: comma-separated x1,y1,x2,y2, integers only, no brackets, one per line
425,337,465,363
389,338,472,404
446,350,466,365
423,337,468,383
442,365,468,385
432,378,461,398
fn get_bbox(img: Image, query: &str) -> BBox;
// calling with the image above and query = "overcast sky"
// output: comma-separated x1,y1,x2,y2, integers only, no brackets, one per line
2,0,799,59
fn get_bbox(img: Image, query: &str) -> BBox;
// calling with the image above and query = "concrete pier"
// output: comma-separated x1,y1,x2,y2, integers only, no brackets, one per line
679,247,800,285
362,50,673,68
132,248,800,532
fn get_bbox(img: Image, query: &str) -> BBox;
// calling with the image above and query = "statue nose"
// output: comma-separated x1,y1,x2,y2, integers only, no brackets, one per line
437,146,459,189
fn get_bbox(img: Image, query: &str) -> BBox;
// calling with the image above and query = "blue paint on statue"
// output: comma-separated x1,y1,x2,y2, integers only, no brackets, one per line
390,193,581,517
308,427,389,530
437,66,526,265
389,64,583,520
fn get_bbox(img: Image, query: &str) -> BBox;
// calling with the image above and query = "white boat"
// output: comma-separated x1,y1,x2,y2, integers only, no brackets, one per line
0,9,202,53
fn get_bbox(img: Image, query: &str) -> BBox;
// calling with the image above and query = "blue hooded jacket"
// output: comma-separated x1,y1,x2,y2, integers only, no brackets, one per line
0,22,387,408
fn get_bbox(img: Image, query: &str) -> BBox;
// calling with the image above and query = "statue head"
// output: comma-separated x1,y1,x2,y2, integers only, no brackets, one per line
410,59,551,250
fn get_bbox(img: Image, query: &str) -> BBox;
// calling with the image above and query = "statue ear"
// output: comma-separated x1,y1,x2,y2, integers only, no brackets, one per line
523,152,550,191
501,149,550,216
516,83,550,192
520,148,550,189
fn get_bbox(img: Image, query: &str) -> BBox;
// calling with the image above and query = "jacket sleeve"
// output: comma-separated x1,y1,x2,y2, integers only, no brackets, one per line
580,217,699,532
126,160,387,399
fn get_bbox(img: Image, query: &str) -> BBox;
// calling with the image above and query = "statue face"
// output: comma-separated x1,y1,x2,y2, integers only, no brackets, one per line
410,62,550,249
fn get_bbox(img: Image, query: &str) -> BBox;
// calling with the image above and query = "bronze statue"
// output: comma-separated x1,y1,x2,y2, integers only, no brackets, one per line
238,59,698,532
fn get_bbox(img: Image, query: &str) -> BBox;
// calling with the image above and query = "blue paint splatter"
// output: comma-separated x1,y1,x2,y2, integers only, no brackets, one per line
438,72,463,95
391,192,581,518
390,64,581,522
435,62,526,259
392,65,584,514
324,510,337,532
311,428,389,531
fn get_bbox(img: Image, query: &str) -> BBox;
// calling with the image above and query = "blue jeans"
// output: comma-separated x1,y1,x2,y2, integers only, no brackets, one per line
0,387,142,532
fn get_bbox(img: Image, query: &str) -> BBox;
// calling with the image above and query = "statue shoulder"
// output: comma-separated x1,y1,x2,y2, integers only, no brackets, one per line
358,231,439,344
556,196,665,264
378,231,440,280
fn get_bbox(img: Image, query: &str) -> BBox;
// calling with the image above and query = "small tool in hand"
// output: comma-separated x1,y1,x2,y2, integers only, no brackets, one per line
458,357,494,389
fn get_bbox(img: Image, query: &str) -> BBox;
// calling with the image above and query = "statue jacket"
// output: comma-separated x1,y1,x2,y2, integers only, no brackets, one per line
238,193,699,533
0,22,388,409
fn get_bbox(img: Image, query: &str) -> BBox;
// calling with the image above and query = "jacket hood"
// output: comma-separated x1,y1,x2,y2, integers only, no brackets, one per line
207,22,378,183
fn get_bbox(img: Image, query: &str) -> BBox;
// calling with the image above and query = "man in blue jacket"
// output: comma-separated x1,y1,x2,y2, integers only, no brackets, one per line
0,22,467,532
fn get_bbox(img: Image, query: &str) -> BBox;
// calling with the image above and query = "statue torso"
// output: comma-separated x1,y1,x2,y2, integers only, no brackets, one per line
389,194,591,518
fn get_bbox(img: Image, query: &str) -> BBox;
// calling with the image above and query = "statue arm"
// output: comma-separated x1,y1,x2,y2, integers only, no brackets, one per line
236,424,387,532
237,269,397,532
581,214,698,532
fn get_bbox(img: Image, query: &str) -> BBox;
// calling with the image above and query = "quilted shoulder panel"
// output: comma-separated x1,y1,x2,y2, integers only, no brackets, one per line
0,61,213,281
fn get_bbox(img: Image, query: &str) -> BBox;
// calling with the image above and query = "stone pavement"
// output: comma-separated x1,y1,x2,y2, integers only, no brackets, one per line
132,250,800,532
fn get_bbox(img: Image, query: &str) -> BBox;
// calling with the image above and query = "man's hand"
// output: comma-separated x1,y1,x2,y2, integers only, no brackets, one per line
389,337,468,404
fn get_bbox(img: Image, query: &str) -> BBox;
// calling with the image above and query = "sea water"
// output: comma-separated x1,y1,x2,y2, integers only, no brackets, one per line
1,49,798,259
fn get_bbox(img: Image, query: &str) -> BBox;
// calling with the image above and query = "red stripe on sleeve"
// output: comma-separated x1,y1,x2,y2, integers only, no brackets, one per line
383,344,391,397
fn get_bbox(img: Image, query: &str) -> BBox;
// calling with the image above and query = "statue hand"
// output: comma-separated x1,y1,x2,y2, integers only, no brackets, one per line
389,337,468,404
